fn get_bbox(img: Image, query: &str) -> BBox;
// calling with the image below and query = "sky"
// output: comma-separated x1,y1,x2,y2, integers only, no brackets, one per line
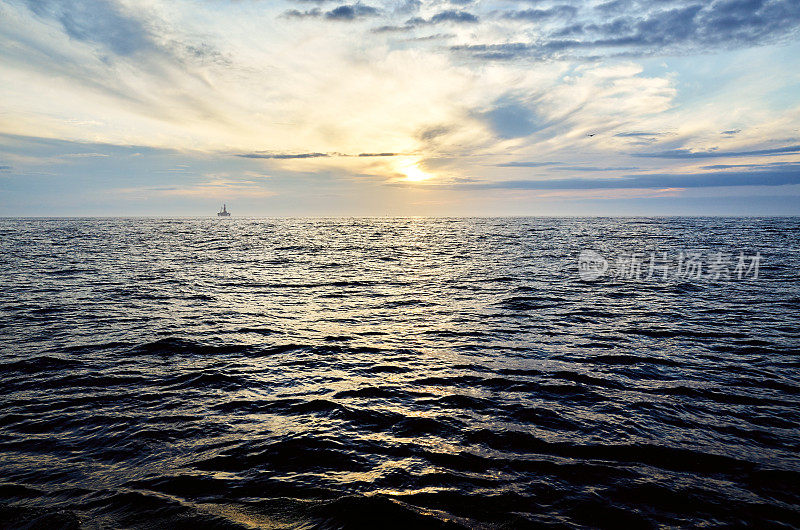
1,0,799,216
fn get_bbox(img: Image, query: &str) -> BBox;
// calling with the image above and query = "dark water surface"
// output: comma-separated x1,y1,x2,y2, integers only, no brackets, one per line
1,217,799,528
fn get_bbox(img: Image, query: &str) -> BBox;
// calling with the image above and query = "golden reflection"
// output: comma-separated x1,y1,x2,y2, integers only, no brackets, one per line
196,502,297,529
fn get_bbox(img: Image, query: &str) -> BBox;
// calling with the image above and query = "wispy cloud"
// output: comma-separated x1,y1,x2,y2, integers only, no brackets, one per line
501,6,578,22
495,161,562,168
118,178,276,198
238,152,330,160
548,165,641,172
614,132,667,138
456,167,800,190
237,152,400,159
635,144,800,159
699,161,800,170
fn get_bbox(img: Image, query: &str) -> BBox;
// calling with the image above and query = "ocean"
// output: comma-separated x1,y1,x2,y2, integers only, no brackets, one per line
0,217,798,528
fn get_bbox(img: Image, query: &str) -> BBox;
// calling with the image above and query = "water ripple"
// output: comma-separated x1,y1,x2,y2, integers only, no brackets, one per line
1,217,799,527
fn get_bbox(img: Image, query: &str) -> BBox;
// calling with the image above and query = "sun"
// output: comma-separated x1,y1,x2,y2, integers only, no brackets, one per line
397,159,433,182
403,165,432,182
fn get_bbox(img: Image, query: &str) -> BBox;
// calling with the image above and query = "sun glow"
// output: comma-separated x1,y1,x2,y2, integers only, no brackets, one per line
398,159,433,182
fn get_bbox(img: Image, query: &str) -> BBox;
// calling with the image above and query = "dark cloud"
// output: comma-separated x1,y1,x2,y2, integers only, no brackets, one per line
502,6,578,21
373,9,478,32
429,10,479,24
284,4,380,20
455,0,800,60
417,125,451,142
357,152,398,157
553,23,585,37
634,144,800,158
327,4,381,20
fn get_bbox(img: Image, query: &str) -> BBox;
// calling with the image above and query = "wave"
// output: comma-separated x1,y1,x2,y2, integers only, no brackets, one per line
3,217,800,528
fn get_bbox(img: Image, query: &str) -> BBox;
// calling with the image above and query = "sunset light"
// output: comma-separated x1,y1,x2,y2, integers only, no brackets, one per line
1,1,799,527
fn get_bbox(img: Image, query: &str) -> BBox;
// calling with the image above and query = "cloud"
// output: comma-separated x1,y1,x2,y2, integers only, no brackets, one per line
238,152,330,159
327,4,381,20
502,6,578,22
495,161,562,168
635,144,800,159
237,151,400,159
428,10,478,24
0,132,180,158
404,32,456,41
19,0,166,57
22,0,153,56
615,131,666,138
450,42,536,60
62,152,110,158
284,4,381,20
394,0,422,14
548,165,640,171
417,126,451,142
5,0,243,139
119,179,276,198
454,0,800,60
283,8,323,18
462,166,800,190
2,0,799,215
699,161,800,170
373,9,478,32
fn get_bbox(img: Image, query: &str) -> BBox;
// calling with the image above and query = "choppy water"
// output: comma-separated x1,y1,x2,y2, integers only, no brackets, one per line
1,217,799,528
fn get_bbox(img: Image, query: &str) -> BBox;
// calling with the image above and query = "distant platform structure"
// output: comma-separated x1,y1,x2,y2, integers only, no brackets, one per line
217,204,231,217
